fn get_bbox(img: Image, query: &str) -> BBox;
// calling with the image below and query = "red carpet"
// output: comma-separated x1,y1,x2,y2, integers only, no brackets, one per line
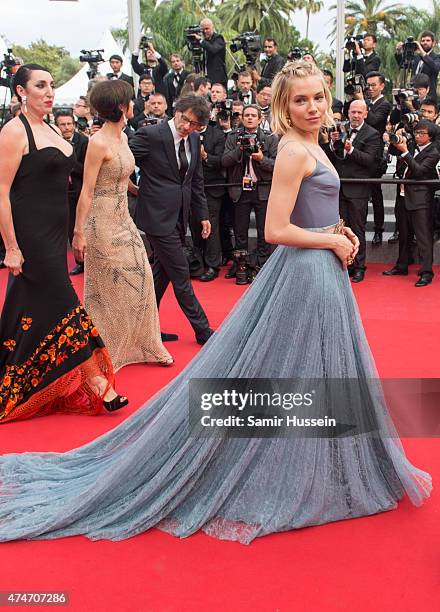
0,260,439,611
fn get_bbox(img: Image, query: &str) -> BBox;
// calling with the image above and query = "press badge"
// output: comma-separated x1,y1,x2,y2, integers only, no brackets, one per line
242,175,255,191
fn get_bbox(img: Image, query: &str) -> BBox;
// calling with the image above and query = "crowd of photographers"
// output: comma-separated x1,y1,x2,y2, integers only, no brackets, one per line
2,21,440,286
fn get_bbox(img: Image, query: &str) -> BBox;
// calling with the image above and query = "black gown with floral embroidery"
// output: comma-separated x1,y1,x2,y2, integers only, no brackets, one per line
0,114,113,423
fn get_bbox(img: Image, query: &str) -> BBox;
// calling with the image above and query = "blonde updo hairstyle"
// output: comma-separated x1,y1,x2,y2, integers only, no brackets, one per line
271,60,334,135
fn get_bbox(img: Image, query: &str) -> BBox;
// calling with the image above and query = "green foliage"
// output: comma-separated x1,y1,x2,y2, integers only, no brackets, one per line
11,39,79,86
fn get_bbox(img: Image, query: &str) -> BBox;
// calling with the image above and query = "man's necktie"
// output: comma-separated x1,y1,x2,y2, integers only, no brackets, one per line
178,139,188,182
173,72,180,90
349,128,358,139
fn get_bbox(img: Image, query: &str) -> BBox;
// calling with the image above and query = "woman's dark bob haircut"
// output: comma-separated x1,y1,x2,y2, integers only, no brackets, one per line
13,64,50,102
89,79,134,123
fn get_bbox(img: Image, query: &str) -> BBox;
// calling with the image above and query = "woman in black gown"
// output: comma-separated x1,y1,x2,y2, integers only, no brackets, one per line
0,64,127,423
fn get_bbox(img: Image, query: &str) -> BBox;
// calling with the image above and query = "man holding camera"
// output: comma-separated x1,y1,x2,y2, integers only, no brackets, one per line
383,120,440,286
107,54,134,88
323,99,382,283
343,33,381,78
261,38,285,82
396,31,440,102
132,92,169,131
222,105,278,283
196,18,228,90
131,39,168,95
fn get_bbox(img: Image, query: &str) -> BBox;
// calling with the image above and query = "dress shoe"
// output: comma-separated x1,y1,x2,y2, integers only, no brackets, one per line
351,270,365,283
196,328,214,345
388,232,399,244
383,267,408,276
69,263,84,275
161,332,178,342
225,262,237,279
372,231,383,246
221,254,233,266
199,267,218,282
415,274,433,287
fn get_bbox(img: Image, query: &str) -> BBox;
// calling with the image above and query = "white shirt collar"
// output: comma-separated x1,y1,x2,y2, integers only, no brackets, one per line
168,118,188,145
370,94,384,105
417,142,431,152
350,121,364,131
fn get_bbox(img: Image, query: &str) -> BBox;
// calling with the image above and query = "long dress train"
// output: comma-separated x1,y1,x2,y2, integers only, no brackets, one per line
0,158,431,542
83,137,172,371
0,114,112,423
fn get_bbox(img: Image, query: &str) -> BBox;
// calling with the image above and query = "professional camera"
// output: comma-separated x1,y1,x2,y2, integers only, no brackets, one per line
237,131,262,154
230,32,261,69
213,98,233,120
330,121,349,157
1,49,20,77
184,25,204,72
287,47,304,61
79,49,104,79
389,131,409,145
344,74,366,96
139,34,153,50
392,87,416,105
401,112,420,125
92,114,105,128
345,35,364,52
76,117,89,132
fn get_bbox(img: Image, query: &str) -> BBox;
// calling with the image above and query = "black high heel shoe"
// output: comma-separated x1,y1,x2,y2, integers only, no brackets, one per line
103,395,129,412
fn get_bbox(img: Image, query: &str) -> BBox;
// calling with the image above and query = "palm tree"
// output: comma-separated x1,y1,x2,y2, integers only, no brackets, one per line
329,0,409,41
218,0,295,41
296,0,324,40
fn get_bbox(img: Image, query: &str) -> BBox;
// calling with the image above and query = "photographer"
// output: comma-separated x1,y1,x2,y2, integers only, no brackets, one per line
344,33,381,77
163,54,189,115
364,72,392,245
395,31,440,102
134,75,155,116
383,120,440,286
412,73,432,107
107,54,134,88
261,38,285,82
54,110,88,275
190,123,226,281
323,99,382,282
132,92,168,130
198,18,228,90
256,80,272,132
231,71,256,105
222,105,278,283
131,39,168,95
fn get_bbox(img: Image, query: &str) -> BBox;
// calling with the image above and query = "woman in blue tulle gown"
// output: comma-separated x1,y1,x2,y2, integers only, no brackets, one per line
0,61,431,544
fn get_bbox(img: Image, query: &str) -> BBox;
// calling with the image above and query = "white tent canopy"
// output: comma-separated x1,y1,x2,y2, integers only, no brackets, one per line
54,29,132,107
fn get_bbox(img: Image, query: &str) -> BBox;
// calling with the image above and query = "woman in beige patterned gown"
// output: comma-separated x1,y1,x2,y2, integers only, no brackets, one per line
72,80,173,371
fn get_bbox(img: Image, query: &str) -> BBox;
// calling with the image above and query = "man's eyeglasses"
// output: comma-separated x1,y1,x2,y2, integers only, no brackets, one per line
415,130,429,135
180,113,205,131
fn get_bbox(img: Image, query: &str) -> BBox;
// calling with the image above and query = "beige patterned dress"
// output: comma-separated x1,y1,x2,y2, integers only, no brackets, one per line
84,137,172,371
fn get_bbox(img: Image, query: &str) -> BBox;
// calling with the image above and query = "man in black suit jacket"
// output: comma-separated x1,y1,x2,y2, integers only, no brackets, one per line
261,38,285,82
365,71,392,244
323,100,382,282
395,31,440,102
384,120,440,286
343,34,381,78
133,75,155,117
129,95,214,344
131,42,168,96
231,71,257,105
55,111,88,275
107,55,134,89
163,53,189,115
199,18,228,89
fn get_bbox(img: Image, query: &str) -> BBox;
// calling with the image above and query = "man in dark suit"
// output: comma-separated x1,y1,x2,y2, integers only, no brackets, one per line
54,111,88,275
323,99,382,283
384,120,440,286
261,38,285,82
343,33,381,78
131,41,168,96
133,75,155,117
395,31,440,102
107,55,134,88
365,71,392,245
129,95,214,344
231,71,257,105
163,53,189,115
199,18,228,89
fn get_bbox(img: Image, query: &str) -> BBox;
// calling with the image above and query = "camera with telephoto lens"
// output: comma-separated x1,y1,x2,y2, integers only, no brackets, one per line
345,35,364,52
389,131,409,145
230,32,262,69
76,117,88,132
392,87,416,106
185,25,203,50
139,34,153,50
1,49,21,77
237,131,262,154
287,47,304,61
79,49,104,79
403,37,418,55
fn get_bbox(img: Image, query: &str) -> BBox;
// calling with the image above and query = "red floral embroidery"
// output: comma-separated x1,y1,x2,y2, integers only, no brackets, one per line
0,306,103,419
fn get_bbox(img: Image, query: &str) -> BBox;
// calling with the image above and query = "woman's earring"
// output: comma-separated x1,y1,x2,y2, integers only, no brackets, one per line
22,96,27,112
287,115,292,127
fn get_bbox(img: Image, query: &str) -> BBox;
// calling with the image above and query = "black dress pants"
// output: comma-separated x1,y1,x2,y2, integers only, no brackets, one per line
220,194,234,258
397,198,434,276
371,184,384,232
190,192,223,270
147,220,210,337
234,193,271,265
339,194,369,271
